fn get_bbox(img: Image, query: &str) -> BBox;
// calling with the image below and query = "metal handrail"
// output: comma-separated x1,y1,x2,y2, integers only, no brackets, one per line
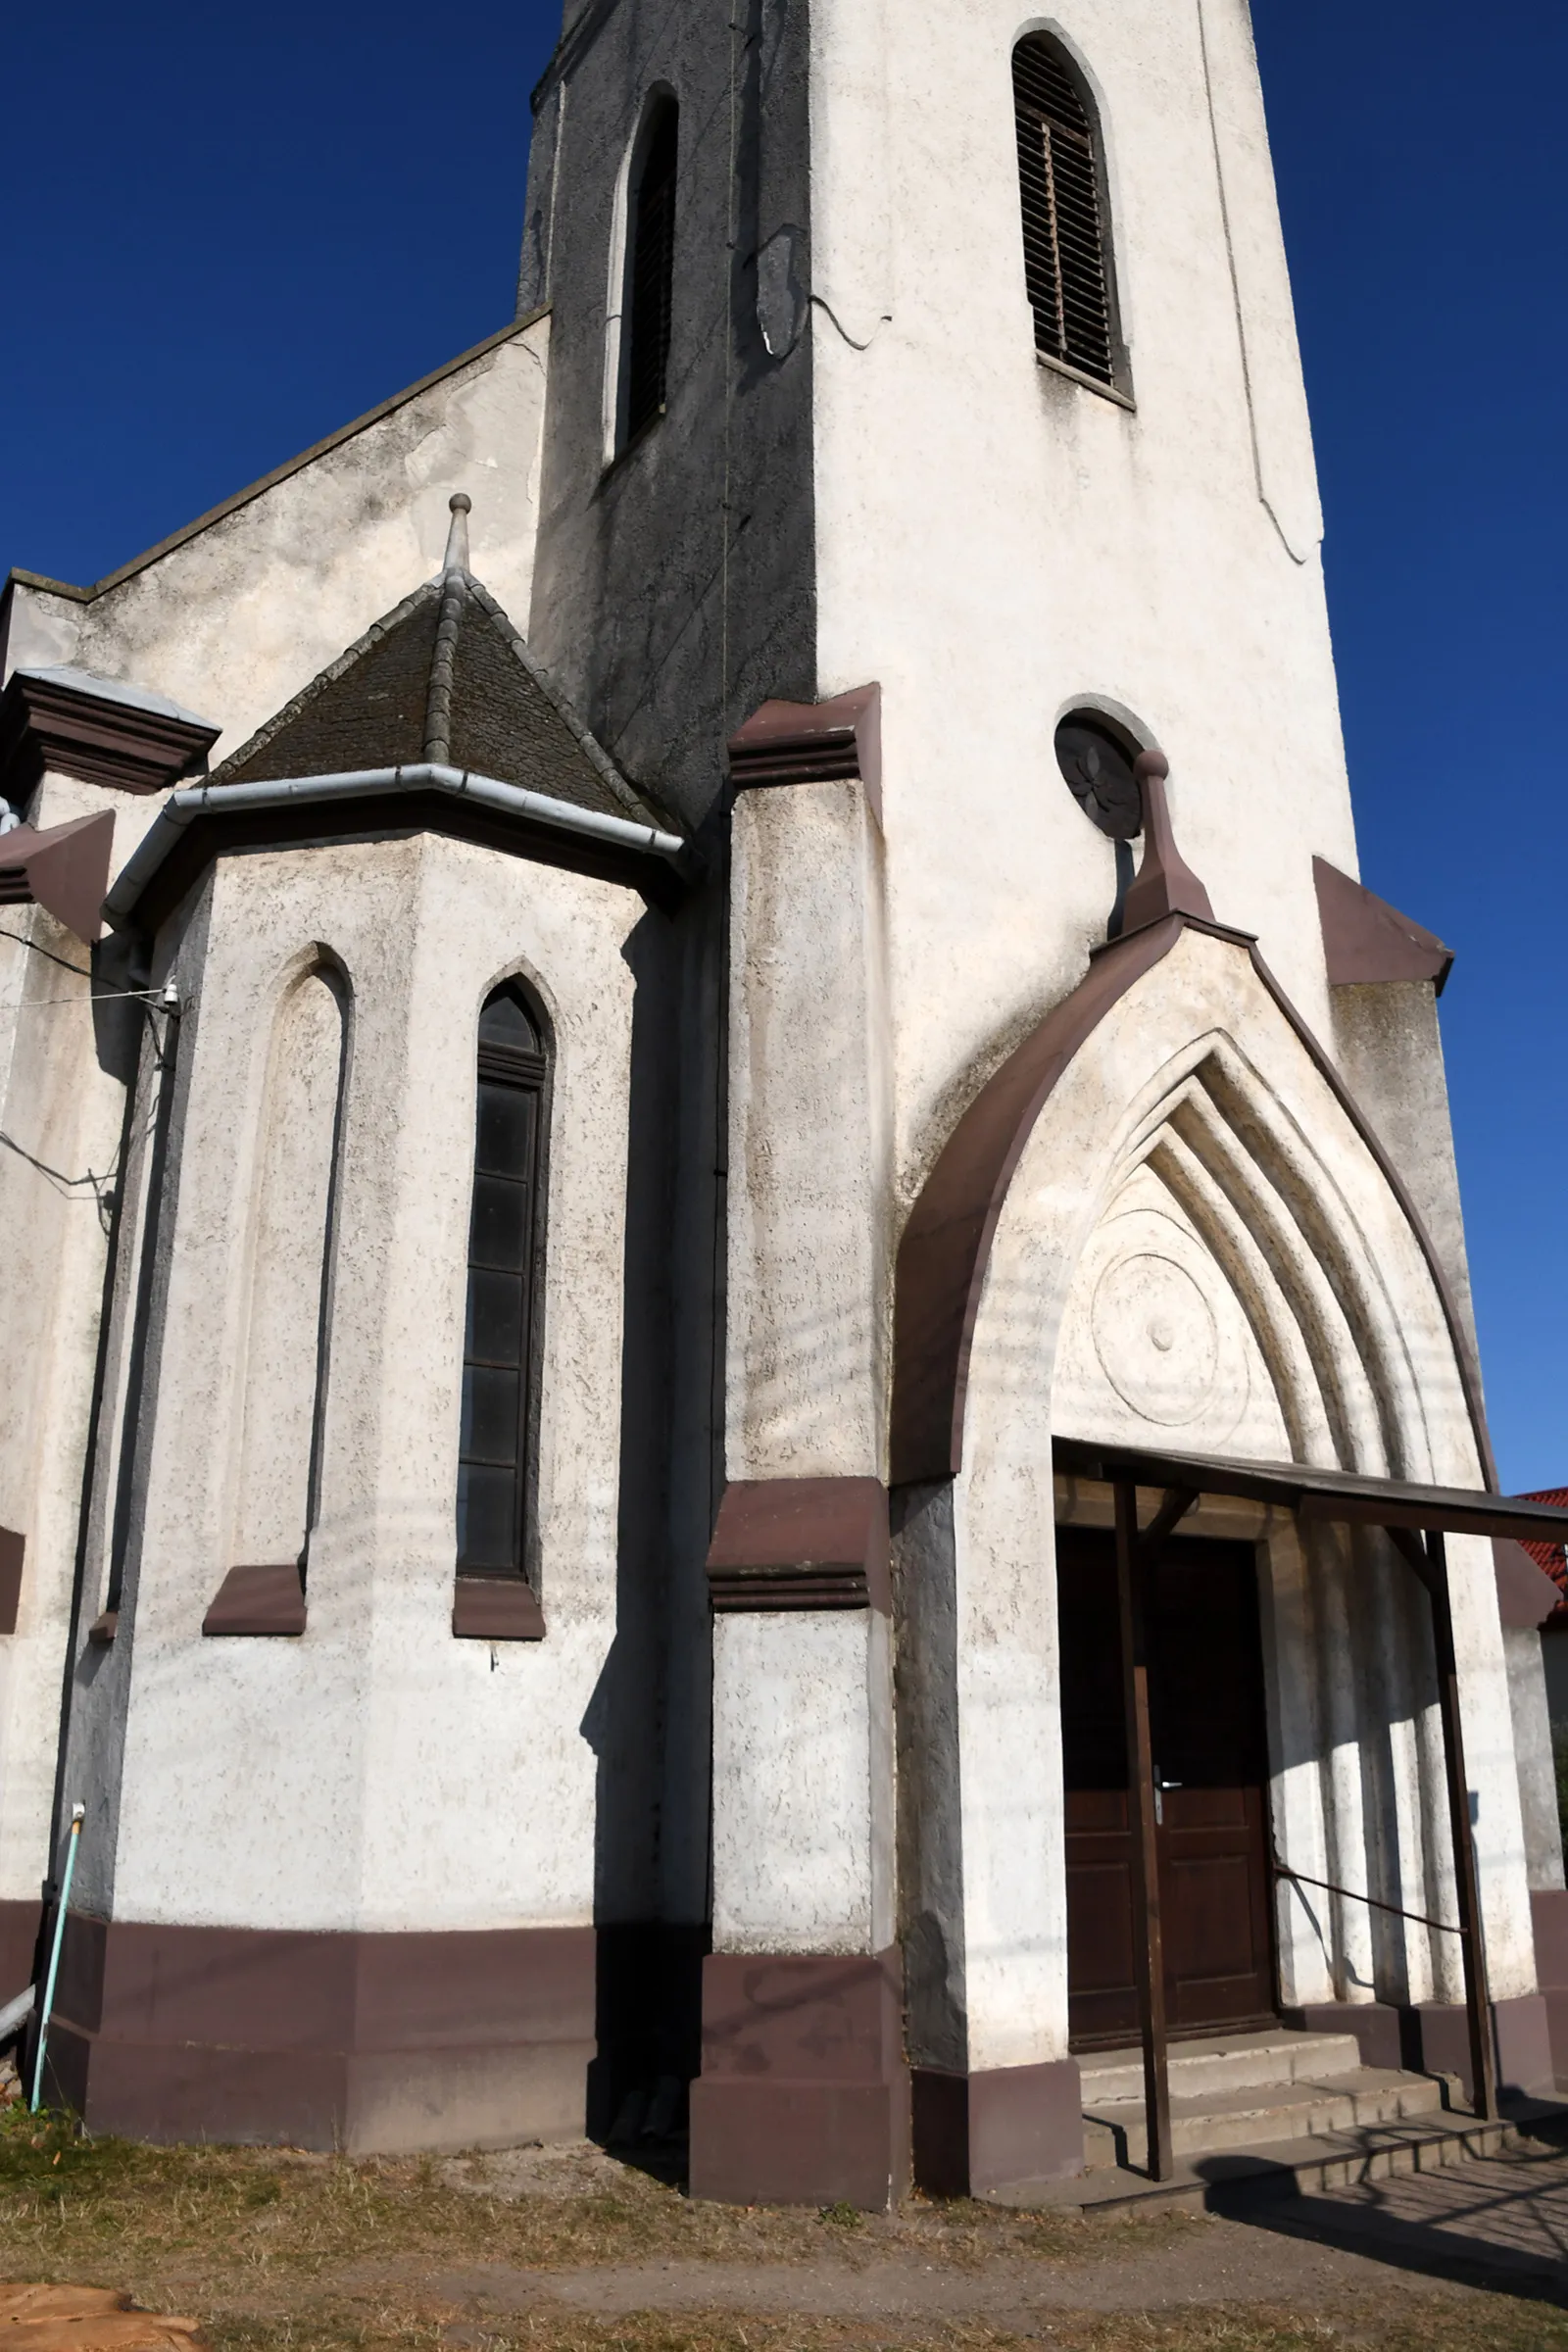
1271,1852,1467,1939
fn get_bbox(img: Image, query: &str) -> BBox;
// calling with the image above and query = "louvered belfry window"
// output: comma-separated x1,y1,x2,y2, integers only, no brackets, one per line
457,983,547,1580
625,100,678,441
1012,36,1117,388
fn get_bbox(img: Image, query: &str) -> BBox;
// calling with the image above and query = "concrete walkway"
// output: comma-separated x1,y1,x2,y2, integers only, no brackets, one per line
417,2132,1568,2331
1249,2133,1568,2301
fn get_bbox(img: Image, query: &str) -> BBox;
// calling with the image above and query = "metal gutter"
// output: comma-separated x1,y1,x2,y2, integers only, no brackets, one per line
104,761,686,928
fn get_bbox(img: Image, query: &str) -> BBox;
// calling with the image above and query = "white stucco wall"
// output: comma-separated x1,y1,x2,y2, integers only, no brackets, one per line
230,963,345,1566
726,778,892,1478
806,0,1355,1200
0,766,171,1916
714,0,1501,2029
711,1609,893,1953
108,832,646,1933
0,321,556,1927
2,318,550,768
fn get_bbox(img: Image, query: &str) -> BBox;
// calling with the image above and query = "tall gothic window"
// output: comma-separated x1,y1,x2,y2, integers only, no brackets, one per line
1012,36,1123,393
457,982,548,1582
232,962,348,1578
623,97,678,442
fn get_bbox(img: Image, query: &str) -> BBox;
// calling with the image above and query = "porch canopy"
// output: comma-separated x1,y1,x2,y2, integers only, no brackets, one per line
1053,1435,1568,1544
1051,1434,1568,2180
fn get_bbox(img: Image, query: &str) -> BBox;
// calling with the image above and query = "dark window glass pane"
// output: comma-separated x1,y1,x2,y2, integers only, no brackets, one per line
466,1269,524,1366
477,1082,536,1177
626,104,677,440
458,991,546,1581
458,1463,518,1571
479,989,542,1054
462,1365,521,1467
469,1172,530,1270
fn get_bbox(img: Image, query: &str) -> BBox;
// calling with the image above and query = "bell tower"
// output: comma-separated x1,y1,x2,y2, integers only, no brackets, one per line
518,0,1353,951
517,0,1412,2209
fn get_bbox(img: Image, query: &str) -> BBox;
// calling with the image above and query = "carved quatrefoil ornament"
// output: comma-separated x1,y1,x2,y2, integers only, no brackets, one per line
1054,714,1144,842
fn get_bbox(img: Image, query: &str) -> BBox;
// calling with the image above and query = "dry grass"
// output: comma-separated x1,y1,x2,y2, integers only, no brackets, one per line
192,2304,1568,2351
2,2110,1568,2352
0,2108,1183,2283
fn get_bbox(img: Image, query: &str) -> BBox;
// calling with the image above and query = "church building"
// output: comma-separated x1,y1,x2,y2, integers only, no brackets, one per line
4,0,1568,2206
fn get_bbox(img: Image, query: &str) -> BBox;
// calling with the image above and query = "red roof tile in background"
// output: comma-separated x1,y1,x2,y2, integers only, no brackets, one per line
1522,1489,1568,1623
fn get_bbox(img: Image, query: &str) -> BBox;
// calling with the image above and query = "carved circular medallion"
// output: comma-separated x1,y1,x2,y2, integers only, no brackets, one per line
1090,1251,1219,1426
1054,713,1144,841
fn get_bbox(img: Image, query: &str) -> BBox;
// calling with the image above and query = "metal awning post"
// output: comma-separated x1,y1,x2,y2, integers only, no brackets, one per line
1114,1479,1173,2179
1386,1525,1498,2122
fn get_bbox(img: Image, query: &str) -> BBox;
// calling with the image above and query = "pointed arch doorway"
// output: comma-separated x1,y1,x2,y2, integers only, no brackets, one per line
1058,1520,1276,2046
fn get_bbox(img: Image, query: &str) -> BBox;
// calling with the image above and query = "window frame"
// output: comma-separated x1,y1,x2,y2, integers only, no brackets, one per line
456,979,551,1593
1010,32,1133,407
604,88,680,464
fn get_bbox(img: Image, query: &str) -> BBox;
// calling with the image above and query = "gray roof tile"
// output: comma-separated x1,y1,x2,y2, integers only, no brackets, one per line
211,567,672,836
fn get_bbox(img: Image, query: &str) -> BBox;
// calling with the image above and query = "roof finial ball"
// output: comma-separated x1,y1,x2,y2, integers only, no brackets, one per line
442,491,472,576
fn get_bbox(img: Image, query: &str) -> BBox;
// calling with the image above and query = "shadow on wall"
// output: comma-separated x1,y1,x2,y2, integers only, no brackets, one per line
1542,1627,1568,1854
578,889,714,2145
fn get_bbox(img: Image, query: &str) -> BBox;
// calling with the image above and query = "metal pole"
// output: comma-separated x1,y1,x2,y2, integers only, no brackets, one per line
1423,1530,1497,2121
30,1805,83,2114
1114,1481,1173,2179
1385,1525,1497,2121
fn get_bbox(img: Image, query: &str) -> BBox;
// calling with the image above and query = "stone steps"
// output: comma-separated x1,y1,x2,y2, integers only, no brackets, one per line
1083,2061,1446,2172
1079,2028,1365,2107
979,2024,1521,2209
990,2109,1544,2214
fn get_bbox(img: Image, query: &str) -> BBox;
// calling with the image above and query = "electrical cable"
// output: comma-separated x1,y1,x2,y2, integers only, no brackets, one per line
7,988,170,1007
0,928,91,979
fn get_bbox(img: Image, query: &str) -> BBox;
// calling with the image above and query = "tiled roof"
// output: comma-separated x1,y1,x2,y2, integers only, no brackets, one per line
209,564,670,836
1521,1488,1568,1623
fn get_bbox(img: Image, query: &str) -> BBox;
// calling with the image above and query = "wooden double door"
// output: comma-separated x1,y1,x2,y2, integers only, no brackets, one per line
1058,1525,1276,2048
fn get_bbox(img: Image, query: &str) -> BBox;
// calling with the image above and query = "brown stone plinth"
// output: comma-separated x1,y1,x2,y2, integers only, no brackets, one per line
41,1915,597,2151
689,1948,909,2209
1286,1991,1554,2100
0,1900,41,2012
1415,1992,1553,2100
1533,1888,1568,2086
912,2059,1084,2196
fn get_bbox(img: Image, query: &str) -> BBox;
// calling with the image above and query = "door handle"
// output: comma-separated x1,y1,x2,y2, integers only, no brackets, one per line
1153,1778,1181,1828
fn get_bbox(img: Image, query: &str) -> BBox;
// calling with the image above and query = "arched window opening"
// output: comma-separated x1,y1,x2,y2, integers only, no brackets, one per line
205,957,348,1636
623,98,678,443
1012,36,1121,391
234,963,348,1576
457,981,548,1583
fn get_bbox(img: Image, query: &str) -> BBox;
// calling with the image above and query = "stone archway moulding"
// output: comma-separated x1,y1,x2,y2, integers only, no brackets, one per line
888,911,1495,1491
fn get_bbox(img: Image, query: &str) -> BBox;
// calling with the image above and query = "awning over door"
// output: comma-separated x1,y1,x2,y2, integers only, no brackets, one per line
1053,1436,1568,1544
1050,1433,1568,2181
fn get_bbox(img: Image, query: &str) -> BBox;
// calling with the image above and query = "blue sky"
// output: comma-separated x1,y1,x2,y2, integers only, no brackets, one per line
3,1,1564,1489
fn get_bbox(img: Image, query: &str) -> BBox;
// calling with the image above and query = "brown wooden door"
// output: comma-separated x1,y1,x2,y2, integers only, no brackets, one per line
1058,1526,1276,2048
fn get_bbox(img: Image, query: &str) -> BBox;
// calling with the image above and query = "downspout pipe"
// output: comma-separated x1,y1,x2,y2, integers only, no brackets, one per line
104,762,687,930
